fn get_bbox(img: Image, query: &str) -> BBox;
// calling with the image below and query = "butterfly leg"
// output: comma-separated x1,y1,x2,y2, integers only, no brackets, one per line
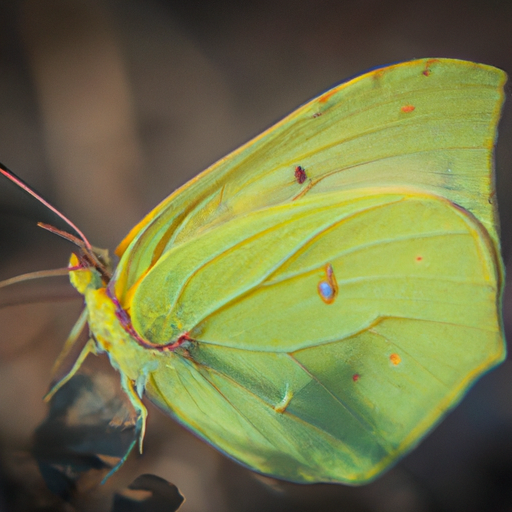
120,372,148,454
51,308,89,374
100,373,148,483
44,336,95,401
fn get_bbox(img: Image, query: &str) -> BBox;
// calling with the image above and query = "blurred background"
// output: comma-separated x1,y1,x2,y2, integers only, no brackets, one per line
0,0,511,511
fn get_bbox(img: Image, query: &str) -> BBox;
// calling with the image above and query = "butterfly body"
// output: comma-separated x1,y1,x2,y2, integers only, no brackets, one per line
29,58,509,484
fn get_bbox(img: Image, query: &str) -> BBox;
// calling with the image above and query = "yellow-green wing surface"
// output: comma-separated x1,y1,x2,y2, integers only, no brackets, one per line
96,58,507,484
114,58,506,310
134,189,503,483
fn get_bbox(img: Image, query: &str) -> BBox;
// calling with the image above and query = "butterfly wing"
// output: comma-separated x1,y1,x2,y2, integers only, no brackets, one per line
132,188,503,483
107,58,506,483
113,58,506,310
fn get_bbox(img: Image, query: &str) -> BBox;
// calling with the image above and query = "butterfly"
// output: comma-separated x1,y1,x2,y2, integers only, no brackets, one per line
1,57,507,484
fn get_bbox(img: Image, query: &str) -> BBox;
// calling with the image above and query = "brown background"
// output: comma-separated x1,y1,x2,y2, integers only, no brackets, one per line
0,1,511,511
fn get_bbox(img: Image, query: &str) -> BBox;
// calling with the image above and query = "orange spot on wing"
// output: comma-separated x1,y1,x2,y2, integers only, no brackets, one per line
416,255,423,262
390,353,401,366
318,89,337,104
401,105,415,113
423,59,440,76
372,69,386,81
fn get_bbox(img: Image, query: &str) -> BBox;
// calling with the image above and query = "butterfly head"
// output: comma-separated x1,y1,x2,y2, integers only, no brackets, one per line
68,246,112,295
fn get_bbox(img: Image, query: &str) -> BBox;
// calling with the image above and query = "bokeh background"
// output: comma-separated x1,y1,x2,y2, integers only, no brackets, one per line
0,1,511,511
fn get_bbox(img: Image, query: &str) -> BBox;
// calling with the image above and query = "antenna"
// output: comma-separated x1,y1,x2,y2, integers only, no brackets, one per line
0,162,93,252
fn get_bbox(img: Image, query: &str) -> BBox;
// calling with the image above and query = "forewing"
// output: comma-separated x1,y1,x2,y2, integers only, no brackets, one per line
114,59,506,306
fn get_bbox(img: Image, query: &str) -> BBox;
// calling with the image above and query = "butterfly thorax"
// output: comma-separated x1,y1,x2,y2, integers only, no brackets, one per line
68,253,177,386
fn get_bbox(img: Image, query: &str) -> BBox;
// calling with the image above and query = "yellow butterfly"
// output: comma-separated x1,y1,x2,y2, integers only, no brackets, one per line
1,57,506,484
